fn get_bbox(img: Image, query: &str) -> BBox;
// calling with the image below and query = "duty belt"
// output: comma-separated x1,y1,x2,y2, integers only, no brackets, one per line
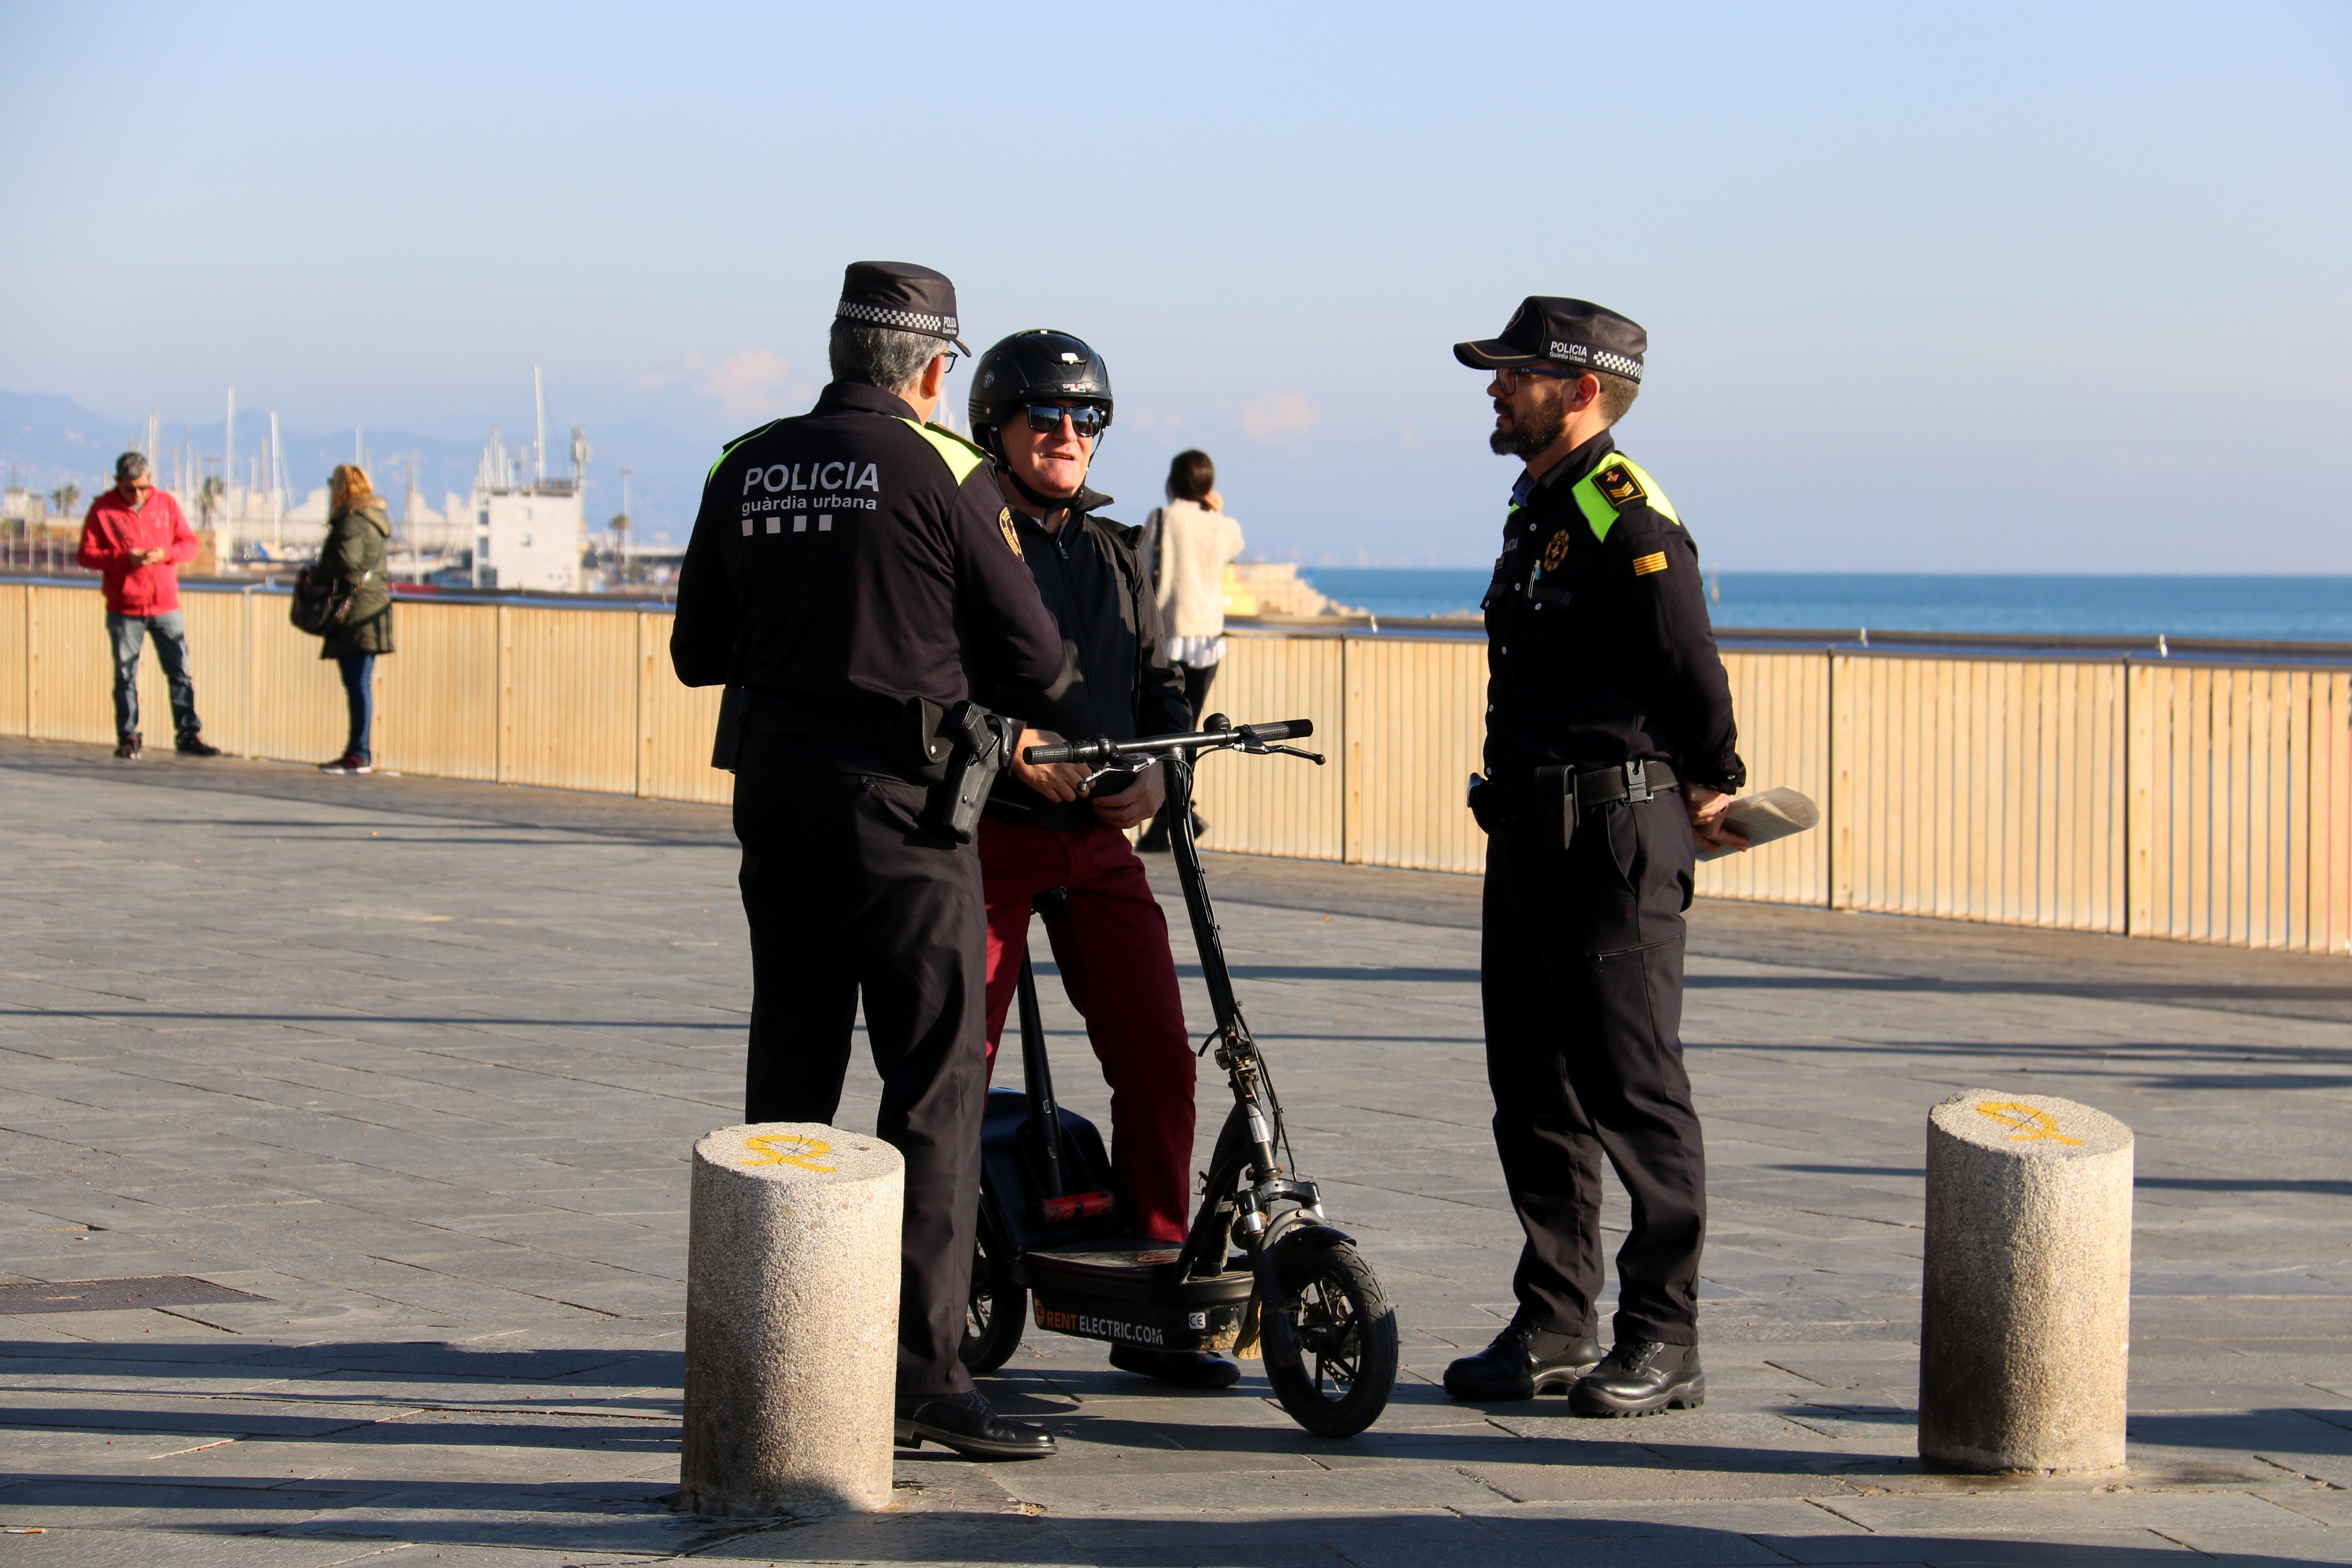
1469,759,1679,846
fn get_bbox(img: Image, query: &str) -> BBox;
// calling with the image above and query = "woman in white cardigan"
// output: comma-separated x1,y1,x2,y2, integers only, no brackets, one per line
1139,449,1244,851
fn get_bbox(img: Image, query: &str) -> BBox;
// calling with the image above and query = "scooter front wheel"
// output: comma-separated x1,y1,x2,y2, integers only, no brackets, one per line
961,1206,1026,1374
1261,1234,1398,1438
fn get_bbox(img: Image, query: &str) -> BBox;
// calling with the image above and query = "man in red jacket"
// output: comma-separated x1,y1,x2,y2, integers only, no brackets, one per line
77,453,220,761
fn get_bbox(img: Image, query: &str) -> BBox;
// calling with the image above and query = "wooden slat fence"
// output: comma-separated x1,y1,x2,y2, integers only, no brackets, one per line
1,581,2342,954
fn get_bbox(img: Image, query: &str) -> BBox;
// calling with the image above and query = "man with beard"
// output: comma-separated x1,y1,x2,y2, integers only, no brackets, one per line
1443,297,1748,1418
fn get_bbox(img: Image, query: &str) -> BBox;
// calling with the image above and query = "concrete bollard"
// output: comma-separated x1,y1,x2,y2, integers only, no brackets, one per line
680,1123,904,1516
1919,1090,2133,1474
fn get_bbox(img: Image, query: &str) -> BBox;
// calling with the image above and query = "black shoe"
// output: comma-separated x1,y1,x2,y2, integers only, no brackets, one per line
1109,1344,1241,1389
1569,1340,1705,1417
1442,1313,1604,1401
1135,829,1172,853
175,736,221,758
893,1391,1055,1460
115,734,142,761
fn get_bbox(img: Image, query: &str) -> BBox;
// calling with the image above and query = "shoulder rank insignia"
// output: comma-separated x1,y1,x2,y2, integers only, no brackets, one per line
1596,462,1646,509
1542,530,1572,571
1631,551,1668,577
998,508,1023,558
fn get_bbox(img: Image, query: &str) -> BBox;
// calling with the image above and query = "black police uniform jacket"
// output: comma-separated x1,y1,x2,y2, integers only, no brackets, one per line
975,486,1193,830
671,382,1065,734
1484,432,1744,792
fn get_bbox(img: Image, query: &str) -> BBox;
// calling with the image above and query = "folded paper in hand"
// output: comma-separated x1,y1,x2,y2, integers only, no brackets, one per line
1697,786,1820,862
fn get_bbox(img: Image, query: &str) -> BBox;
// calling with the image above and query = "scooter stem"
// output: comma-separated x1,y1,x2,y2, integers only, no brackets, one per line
1016,951,1064,1199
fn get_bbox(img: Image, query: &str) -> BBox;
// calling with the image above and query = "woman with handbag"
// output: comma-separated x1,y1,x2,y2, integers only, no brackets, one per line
314,464,394,775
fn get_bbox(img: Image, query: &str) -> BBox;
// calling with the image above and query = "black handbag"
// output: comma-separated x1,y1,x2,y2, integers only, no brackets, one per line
288,564,353,636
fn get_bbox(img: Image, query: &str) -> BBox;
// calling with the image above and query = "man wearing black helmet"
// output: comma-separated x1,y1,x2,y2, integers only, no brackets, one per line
1442,298,1747,1419
965,330,1232,1390
672,263,1069,1461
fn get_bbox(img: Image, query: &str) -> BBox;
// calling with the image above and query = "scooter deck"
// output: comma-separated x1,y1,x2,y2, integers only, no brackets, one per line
1023,1237,1255,1354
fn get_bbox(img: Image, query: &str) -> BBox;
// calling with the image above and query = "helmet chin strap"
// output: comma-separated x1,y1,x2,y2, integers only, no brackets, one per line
1003,463,1082,515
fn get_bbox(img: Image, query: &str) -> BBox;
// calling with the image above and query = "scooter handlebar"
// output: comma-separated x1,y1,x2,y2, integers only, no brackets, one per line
1023,718,1315,767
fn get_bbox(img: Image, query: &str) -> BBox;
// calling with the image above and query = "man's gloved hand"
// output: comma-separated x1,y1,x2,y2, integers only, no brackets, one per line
1011,727,1091,803
1090,760,1165,831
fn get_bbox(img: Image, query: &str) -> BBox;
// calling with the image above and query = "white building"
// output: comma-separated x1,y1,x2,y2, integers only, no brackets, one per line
473,483,582,592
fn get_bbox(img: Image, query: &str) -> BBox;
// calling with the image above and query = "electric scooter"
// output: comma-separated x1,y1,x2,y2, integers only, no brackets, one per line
959,716,1399,1439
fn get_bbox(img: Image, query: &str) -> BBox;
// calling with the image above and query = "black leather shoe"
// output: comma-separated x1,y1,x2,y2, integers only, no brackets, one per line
1442,1313,1604,1401
1109,1344,1241,1389
1569,1340,1705,1417
893,1391,1055,1460
175,736,221,758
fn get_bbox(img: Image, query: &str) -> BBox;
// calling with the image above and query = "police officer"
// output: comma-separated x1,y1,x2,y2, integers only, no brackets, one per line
1441,297,1747,1418
672,262,1069,1460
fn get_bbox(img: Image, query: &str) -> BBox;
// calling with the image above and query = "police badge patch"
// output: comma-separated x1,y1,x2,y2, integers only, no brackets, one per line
1542,530,1572,571
998,508,1022,558
1596,462,1646,508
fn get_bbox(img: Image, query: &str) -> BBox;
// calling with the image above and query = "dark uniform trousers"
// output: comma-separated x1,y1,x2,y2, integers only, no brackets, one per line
733,733,984,1398
1482,788,1707,1347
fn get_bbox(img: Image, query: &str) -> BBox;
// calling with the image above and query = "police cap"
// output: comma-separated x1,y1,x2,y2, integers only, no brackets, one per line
835,260,972,356
1454,296,1645,383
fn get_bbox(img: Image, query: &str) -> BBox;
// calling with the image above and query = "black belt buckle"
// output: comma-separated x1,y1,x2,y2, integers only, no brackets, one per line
1624,759,1653,804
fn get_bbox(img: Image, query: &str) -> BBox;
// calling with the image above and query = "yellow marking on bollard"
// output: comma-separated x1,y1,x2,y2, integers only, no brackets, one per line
741,1134,836,1172
1974,1102,2083,1146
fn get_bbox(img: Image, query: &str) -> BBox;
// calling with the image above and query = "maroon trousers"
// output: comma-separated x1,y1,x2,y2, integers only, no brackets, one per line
978,816,1197,1243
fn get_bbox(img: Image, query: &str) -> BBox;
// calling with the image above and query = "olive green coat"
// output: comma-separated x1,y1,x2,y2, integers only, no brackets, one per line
319,502,394,658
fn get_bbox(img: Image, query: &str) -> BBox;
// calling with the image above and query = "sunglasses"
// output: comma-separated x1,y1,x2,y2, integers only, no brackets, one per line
1494,366,1585,394
1025,403,1109,437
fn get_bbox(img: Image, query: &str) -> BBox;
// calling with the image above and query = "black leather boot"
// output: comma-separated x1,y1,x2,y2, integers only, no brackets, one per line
1442,1313,1604,1401
1108,1344,1241,1389
1569,1340,1705,1417
893,1391,1056,1459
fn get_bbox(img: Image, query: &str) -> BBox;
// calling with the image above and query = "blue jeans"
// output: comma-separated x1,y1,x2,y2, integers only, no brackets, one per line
106,611,202,743
337,654,375,762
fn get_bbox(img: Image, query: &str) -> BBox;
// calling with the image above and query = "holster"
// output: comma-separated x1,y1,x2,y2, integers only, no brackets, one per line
922,701,1019,843
710,687,750,773
1464,767,1580,851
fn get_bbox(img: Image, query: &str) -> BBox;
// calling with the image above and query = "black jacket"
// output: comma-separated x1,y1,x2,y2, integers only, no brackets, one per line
1482,432,1744,792
671,382,1065,729
978,486,1192,829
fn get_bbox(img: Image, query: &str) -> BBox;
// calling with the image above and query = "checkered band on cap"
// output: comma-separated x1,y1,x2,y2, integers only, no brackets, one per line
1590,348,1642,382
836,300,960,338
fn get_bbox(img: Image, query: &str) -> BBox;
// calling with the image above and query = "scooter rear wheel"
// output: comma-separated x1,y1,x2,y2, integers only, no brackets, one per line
1261,1234,1398,1438
960,1206,1026,1374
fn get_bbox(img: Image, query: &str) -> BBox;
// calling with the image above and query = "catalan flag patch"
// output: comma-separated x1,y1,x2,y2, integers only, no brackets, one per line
1631,551,1669,577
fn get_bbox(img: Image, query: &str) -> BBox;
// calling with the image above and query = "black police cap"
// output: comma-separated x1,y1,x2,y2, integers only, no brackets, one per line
1455,296,1646,383
835,260,971,356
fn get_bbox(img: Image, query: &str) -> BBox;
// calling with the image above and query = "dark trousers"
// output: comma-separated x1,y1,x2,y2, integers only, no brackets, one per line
733,734,986,1398
106,611,201,743
337,654,376,761
1481,790,1707,1345
978,817,1197,1242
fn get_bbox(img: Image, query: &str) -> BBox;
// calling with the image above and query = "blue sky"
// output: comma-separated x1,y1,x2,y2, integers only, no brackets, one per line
3,2,2346,568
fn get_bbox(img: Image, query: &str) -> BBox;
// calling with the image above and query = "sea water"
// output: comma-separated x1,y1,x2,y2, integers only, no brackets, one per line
1297,570,2352,644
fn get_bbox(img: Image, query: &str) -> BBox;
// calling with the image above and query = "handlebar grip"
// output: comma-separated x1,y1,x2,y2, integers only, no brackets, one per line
1022,737,1097,766
1241,718,1314,742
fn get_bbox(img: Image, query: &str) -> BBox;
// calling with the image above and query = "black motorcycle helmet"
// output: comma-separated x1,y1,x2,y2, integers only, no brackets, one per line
967,329,1114,461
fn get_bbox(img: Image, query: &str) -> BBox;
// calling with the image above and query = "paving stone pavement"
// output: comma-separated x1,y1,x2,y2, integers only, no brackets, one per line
1,735,2348,1566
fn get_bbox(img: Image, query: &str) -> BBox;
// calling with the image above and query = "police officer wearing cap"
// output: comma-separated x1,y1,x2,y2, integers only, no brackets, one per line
1442,297,1747,1418
673,261,1070,1461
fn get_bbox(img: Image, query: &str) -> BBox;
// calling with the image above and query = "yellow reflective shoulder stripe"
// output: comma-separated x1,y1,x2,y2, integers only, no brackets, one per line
705,426,769,486
900,420,989,484
1570,452,1681,543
